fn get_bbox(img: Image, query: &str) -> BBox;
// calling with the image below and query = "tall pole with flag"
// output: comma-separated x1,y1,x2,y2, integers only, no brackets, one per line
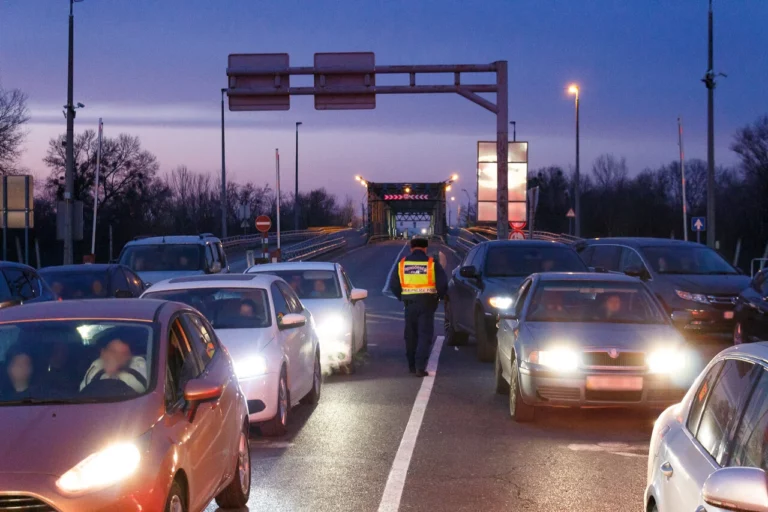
91,118,103,256
678,117,688,242
275,149,281,252
704,0,717,248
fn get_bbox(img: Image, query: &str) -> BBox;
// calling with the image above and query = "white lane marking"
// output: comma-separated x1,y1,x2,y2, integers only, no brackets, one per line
378,335,445,512
382,242,410,299
567,442,648,458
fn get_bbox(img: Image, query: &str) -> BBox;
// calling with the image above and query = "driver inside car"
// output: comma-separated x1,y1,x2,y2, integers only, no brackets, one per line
80,326,148,393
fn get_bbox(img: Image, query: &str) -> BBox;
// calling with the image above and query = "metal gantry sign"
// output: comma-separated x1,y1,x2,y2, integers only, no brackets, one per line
226,53,512,239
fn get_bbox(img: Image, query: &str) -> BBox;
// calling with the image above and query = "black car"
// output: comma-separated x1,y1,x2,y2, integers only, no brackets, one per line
0,261,57,307
734,269,768,343
38,264,145,300
445,240,588,362
575,238,749,336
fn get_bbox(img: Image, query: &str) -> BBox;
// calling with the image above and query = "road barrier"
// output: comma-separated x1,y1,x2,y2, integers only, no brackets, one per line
284,236,347,261
222,229,326,249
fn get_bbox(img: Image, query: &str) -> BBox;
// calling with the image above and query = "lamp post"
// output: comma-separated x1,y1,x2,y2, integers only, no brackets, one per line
567,84,581,238
510,121,516,142
294,121,302,230
220,88,227,239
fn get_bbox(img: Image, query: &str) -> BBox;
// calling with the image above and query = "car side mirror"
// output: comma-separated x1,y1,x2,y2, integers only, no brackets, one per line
670,310,693,328
114,289,134,299
702,467,768,512
350,288,368,302
624,266,650,281
459,265,478,279
183,377,224,422
209,261,222,274
0,299,23,309
279,313,306,330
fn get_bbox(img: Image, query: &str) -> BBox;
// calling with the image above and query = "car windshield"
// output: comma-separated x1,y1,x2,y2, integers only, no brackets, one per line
0,320,154,405
641,246,737,275
484,246,587,277
526,281,668,324
119,244,204,272
144,288,271,329
254,270,341,299
39,270,110,300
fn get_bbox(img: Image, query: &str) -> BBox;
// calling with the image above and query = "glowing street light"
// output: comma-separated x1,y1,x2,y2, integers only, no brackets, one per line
404,186,411,194
451,173,459,181
568,84,580,96
567,83,581,237
354,175,361,181
445,185,452,191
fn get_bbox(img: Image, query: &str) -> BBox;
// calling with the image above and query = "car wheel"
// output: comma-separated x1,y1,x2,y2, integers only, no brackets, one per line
301,350,322,405
495,348,510,395
475,308,496,363
260,369,289,437
445,299,468,347
508,361,535,423
734,322,744,345
164,479,187,512
215,424,251,508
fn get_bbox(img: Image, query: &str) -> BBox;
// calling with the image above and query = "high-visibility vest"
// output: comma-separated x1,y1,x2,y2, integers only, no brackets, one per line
398,257,437,295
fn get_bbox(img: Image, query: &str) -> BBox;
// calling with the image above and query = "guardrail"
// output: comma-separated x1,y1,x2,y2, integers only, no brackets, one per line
284,236,347,261
449,227,582,253
222,229,333,249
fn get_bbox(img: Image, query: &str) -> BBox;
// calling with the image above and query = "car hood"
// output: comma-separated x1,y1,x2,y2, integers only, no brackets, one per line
139,270,205,287
659,274,750,295
525,321,683,351
0,393,159,476
215,328,275,361
299,298,348,325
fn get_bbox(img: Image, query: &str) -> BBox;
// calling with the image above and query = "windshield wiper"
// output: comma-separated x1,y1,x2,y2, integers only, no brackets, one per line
0,397,100,406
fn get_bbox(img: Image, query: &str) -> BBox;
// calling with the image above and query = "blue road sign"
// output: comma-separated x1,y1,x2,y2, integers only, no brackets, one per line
692,217,706,232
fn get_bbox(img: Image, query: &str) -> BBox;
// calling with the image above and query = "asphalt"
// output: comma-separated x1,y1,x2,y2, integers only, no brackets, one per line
206,240,730,512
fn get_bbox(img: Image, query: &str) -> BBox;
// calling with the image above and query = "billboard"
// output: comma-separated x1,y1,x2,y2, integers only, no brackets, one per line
476,141,528,222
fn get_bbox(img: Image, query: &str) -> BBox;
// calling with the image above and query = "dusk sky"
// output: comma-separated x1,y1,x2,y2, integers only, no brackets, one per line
1,0,767,201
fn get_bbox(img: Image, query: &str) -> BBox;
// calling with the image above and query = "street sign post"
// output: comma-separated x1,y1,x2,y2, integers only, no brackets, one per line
228,53,290,111
566,208,576,236
692,217,706,244
255,215,271,233
314,52,375,110
0,175,35,264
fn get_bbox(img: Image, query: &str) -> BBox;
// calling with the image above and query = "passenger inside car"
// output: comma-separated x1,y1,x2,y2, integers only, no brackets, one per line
239,299,256,318
80,327,148,394
603,294,623,320
310,279,328,298
2,347,35,399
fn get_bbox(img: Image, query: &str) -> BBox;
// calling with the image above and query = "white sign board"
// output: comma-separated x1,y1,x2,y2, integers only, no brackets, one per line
228,53,290,111
314,52,375,110
476,141,528,223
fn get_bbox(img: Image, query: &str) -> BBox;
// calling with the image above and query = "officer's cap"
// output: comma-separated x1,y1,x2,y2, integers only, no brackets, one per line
410,238,429,249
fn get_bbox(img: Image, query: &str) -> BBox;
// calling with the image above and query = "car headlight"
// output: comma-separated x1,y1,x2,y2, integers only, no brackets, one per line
315,314,347,340
488,296,514,310
647,348,686,374
234,355,268,380
56,442,141,495
675,290,709,304
527,348,579,372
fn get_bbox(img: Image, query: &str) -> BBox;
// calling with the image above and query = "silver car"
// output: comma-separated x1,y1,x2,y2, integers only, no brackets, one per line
495,272,694,422
646,342,768,512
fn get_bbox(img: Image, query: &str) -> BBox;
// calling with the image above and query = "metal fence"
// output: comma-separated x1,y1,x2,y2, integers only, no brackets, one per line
450,227,583,253
284,236,347,261
221,229,325,249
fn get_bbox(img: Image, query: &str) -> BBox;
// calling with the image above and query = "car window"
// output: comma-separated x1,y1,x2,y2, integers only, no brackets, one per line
22,271,42,298
470,246,485,270
119,244,205,272
338,268,352,297
578,246,595,266
217,243,228,268
729,368,768,470
145,288,271,329
182,313,218,366
124,268,144,296
483,246,587,277
111,267,129,293
590,246,621,271
271,283,290,321
166,317,202,404
3,268,34,301
205,244,216,270
693,359,759,465
0,273,12,302
277,282,303,313
688,361,725,435
515,281,531,317
620,248,647,273
39,270,110,300
641,245,738,275
253,270,342,299
463,246,480,267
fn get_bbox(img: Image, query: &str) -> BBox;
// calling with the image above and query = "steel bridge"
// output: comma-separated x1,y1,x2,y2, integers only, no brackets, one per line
365,182,448,238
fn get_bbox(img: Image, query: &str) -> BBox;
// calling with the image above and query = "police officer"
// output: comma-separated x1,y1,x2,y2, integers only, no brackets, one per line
389,237,448,377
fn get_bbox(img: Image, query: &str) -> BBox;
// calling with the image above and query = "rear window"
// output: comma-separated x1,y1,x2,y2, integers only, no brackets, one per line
40,270,109,300
484,246,587,277
144,287,271,329
119,245,204,273
252,269,341,299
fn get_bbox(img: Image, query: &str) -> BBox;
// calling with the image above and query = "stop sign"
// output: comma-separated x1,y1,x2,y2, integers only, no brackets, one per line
255,215,272,233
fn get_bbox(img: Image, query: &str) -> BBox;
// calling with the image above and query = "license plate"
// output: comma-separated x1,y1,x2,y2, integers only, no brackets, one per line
724,311,734,319
586,376,643,391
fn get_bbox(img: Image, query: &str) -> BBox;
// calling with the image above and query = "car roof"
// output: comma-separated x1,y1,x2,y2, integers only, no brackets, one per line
0,299,166,323
0,261,37,271
581,237,704,248
124,235,220,246
717,342,768,366
144,273,278,292
535,272,643,283
246,261,337,272
40,264,117,273
480,240,571,248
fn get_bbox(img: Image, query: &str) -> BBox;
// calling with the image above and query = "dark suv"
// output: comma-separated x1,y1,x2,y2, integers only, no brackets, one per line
445,240,588,362
575,238,749,336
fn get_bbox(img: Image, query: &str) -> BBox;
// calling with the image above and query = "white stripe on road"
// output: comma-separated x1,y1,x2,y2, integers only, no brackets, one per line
377,335,445,512
382,242,410,299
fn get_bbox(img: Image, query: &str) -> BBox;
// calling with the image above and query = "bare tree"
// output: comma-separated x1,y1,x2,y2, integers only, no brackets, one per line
0,87,30,174
591,154,628,189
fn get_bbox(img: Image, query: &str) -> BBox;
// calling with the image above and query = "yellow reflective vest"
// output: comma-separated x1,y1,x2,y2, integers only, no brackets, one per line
398,257,437,295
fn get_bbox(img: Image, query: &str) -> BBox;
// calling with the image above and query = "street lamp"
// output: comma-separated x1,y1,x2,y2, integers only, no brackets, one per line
294,122,302,230
567,83,581,238
404,186,411,194
220,87,227,239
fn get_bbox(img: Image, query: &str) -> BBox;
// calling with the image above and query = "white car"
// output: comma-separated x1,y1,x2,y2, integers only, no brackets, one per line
646,342,768,512
141,274,320,436
246,262,367,373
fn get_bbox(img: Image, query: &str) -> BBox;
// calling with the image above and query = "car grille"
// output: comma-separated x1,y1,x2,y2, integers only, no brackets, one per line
585,390,643,402
707,295,737,309
537,386,580,401
582,351,645,368
0,495,56,511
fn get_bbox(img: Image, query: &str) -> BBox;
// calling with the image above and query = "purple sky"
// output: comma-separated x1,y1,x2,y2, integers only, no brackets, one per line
1,0,767,200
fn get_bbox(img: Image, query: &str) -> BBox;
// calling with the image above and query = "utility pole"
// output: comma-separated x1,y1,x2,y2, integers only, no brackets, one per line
63,0,76,264
294,121,302,230
510,121,516,142
220,88,227,239
678,117,688,242
703,0,717,248
568,85,581,238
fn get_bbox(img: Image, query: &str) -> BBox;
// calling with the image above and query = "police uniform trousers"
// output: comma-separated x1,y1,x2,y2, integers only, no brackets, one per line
403,295,438,371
